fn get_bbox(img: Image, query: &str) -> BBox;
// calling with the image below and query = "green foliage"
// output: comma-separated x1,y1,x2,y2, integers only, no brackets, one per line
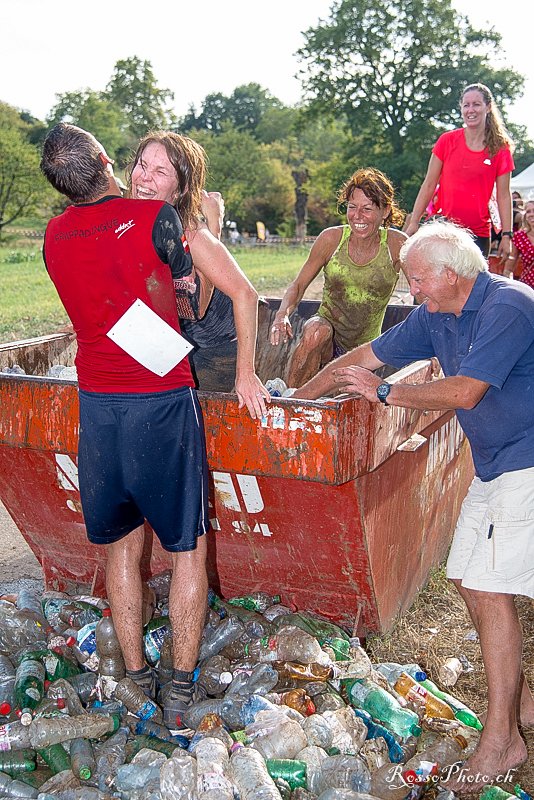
0,124,51,236
106,57,176,141
47,89,130,162
179,83,282,136
297,0,525,203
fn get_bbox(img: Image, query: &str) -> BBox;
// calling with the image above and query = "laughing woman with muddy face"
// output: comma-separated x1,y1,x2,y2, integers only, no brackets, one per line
270,167,407,388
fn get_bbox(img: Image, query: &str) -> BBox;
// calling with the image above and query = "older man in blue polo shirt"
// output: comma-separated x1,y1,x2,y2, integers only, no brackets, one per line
295,220,534,792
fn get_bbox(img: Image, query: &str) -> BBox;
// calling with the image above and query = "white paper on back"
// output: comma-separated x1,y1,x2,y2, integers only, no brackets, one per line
106,298,193,376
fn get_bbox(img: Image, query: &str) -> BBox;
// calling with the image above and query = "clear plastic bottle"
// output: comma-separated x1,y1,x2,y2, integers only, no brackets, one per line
297,744,330,793
0,601,46,652
66,670,97,703
198,616,245,661
94,724,129,791
69,736,95,780
329,646,372,680
0,720,32,751
114,761,162,794
28,711,119,749
195,736,235,799
242,626,329,665
437,657,463,687
58,601,102,629
374,661,427,685
315,754,371,795
15,589,48,629
181,697,229,730
302,714,334,749
0,654,16,716
95,608,125,680
304,681,346,713
394,672,455,720
370,761,414,800
198,654,233,696
113,676,163,723
346,678,422,739
0,770,39,798
246,711,307,759
13,658,46,725
159,750,197,800
147,569,173,603
226,663,278,699
73,622,99,672
229,745,283,800
128,716,189,748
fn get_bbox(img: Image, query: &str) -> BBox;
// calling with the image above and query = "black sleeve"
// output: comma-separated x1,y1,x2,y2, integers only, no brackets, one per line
152,203,193,280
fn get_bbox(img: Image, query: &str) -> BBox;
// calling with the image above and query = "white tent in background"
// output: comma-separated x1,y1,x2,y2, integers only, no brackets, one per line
510,163,534,199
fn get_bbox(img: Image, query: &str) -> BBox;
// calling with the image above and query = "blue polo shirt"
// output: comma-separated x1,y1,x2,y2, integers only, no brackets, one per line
372,272,534,481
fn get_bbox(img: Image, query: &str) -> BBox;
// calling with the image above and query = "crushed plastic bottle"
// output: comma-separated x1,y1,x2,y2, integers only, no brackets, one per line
95,608,125,680
229,745,283,800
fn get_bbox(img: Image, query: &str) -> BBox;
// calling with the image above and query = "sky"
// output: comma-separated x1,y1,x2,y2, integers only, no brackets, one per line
1,0,532,145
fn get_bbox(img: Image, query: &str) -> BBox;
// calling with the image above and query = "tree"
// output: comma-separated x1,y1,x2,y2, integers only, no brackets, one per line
179,84,282,137
47,90,129,162
106,57,176,139
0,125,49,236
297,0,524,202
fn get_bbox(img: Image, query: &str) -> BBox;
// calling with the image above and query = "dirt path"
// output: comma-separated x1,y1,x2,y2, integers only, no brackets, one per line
0,500,43,595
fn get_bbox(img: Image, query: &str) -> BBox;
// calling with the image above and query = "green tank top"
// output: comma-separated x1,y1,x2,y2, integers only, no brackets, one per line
317,225,398,352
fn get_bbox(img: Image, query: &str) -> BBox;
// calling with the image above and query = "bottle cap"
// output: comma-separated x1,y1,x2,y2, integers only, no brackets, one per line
66,636,77,647
103,608,112,617
0,702,11,715
220,671,233,686
19,709,33,726
57,697,66,710
79,766,92,780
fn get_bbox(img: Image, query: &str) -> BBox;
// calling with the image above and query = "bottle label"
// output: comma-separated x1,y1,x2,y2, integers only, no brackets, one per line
406,683,427,702
0,724,12,752
136,701,158,721
198,772,232,793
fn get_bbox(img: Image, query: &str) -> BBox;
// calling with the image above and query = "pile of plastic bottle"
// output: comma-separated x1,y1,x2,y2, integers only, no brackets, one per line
0,577,530,800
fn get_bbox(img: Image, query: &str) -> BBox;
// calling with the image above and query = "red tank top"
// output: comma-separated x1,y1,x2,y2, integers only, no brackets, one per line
44,197,195,392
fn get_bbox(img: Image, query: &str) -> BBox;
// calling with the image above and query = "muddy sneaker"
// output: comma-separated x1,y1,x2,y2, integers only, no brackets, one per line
126,665,157,700
164,670,199,733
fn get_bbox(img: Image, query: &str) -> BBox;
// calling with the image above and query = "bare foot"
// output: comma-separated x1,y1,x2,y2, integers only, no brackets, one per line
441,738,527,795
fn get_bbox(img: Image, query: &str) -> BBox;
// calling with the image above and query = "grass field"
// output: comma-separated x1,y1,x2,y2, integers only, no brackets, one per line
0,240,311,342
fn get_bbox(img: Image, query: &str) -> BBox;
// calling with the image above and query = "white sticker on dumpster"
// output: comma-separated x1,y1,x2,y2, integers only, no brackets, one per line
426,417,464,476
55,454,79,491
212,472,264,513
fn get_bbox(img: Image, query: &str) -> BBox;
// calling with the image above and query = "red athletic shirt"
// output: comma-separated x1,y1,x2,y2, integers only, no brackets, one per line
44,196,195,392
432,128,514,237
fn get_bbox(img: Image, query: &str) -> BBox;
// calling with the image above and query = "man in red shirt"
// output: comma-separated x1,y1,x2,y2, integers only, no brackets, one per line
41,123,210,730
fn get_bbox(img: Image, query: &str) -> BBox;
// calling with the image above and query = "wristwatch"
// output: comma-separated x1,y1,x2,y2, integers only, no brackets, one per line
501,231,513,238
376,382,391,405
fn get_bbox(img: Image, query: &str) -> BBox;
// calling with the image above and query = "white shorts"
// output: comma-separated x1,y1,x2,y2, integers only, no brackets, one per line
446,466,534,597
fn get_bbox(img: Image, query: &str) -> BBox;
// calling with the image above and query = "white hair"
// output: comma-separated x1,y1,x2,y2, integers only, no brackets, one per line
400,221,489,278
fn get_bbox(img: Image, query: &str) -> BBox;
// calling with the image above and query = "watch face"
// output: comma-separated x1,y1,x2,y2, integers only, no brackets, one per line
377,383,391,401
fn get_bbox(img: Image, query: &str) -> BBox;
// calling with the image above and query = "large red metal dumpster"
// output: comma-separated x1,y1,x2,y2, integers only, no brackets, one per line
0,300,473,635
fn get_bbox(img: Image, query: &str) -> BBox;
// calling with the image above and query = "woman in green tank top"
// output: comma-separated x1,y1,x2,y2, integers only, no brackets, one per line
270,168,408,387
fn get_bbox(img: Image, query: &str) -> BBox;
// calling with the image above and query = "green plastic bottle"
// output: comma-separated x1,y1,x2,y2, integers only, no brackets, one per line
418,676,483,730
480,787,516,800
0,749,36,775
39,742,71,774
266,759,307,790
124,734,180,762
69,736,95,780
227,592,282,613
271,611,350,647
19,648,80,681
13,658,45,725
345,677,422,739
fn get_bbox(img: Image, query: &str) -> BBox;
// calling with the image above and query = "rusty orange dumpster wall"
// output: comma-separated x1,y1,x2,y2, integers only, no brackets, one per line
0,306,474,636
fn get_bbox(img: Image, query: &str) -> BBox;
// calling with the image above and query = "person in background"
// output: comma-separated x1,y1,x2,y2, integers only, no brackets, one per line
508,199,534,288
40,123,212,732
512,190,524,232
405,83,514,262
292,221,534,791
270,167,407,387
129,132,267,399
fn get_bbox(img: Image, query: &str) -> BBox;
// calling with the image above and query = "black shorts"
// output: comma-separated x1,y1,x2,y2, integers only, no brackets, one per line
78,387,210,551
